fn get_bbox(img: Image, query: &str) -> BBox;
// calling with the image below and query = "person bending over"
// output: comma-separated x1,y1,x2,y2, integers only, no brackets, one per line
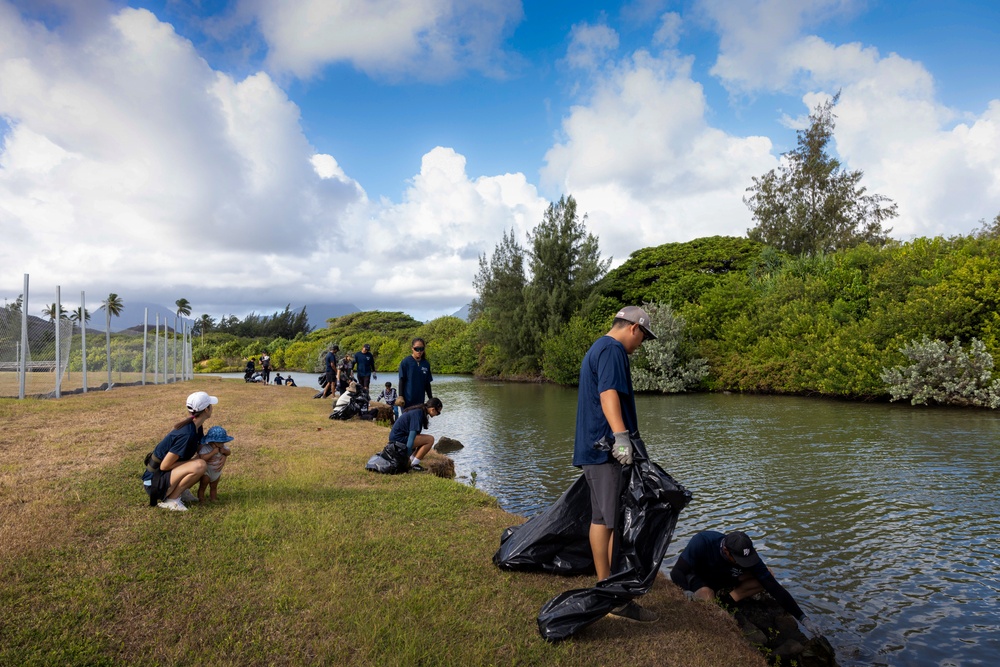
670,530,821,637
387,397,442,472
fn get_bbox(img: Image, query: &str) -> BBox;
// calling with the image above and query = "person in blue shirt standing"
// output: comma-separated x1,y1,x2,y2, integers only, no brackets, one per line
574,305,657,622
398,337,433,408
318,344,339,398
353,343,377,393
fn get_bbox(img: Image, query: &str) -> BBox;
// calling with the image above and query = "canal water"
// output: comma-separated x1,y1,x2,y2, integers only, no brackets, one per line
425,375,1000,667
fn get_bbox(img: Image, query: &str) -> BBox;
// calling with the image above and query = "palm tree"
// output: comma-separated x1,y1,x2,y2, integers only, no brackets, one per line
174,298,191,381
100,293,124,388
70,306,91,329
6,294,23,314
196,313,215,344
42,303,69,321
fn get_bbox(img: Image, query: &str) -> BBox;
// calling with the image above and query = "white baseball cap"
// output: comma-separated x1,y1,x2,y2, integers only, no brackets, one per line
186,391,219,413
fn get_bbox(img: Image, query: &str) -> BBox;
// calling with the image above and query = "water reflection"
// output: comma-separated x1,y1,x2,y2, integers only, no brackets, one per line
431,376,1000,667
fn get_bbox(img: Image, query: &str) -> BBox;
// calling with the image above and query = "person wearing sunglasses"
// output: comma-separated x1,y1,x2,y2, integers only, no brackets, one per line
398,337,433,408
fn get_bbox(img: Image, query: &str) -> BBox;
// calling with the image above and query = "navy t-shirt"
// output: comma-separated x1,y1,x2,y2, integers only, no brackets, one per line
142,422,203,483
677,531,805,620
324,352,337,373
389,408,424,444
398,356,432,407
573,336,638,466
354,351,375,376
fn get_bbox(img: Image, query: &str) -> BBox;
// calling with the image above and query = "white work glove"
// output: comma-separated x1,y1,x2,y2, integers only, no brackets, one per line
800,615,821,638
611,431,633,466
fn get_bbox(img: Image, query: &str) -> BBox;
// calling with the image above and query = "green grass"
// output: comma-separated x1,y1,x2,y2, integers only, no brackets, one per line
0,380,765,666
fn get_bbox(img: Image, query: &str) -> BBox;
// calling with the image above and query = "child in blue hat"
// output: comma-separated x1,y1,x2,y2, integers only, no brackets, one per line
197,425,234,502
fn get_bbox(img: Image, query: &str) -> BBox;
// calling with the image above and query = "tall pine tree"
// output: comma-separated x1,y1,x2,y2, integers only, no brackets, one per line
523,196,610,368
745,94,897,255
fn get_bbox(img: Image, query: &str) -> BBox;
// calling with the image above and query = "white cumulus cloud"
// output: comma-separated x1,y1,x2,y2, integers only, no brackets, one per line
241,0,523,81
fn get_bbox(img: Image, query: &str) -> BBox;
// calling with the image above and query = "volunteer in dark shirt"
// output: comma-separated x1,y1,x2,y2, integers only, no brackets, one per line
670,530,821,636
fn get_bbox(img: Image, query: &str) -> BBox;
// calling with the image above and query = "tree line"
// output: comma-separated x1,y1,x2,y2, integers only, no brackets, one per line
188,95,1000,408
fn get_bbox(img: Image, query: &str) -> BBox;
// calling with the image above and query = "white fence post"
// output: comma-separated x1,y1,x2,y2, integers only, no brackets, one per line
55,286,61,398
142,308,148,385
18,274,28,400
81,291,87,393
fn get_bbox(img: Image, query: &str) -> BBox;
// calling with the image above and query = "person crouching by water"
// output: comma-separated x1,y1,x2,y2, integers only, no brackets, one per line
197,426,233,502
387,398,442,472
669,530,821,638
143,391,216,511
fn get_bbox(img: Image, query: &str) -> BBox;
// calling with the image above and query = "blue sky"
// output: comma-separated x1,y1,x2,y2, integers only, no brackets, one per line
2,0,999,322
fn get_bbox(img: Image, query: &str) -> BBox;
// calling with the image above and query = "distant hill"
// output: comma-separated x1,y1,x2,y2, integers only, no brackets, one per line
451,303,471,321
303,303,360,325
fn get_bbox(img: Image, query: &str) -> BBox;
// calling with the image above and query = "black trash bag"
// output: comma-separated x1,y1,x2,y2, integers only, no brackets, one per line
492,437,691,642
493,475,595,575
330,394,367,420
365,440,411,475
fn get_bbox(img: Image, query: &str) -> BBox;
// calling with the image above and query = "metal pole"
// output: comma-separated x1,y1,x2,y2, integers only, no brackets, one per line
55,286,61,398
162,319,167,382
18,274,28,399
154,313,159,385
81,291,87,393
173,315,178,384
142,307,148,385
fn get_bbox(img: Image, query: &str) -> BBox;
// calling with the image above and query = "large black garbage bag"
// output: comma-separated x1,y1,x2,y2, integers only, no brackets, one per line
492,437,690,642
365,440,411,474
493,475,595,575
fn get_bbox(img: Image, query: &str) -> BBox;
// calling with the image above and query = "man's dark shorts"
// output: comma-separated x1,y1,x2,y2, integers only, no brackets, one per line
583,461,621,529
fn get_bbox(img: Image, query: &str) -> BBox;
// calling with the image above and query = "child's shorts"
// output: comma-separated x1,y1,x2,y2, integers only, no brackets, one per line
204,468,223,483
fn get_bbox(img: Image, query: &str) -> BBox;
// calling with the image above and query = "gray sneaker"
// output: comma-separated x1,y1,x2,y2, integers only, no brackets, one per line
180,489,198,503
610,601,658,623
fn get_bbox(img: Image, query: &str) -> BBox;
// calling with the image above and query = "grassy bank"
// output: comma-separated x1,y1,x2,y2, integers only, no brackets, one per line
0,379,765,666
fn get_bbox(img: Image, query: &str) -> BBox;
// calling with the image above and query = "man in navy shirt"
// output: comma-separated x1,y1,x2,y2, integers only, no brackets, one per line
398,337,433,407
353,343,377,393
670,530,821,636
319,345,339,398
574,305,656,622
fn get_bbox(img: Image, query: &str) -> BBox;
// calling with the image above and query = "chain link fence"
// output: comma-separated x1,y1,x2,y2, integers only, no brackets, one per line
1,276,193,399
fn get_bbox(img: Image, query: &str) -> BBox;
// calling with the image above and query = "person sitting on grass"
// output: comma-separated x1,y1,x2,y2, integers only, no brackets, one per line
274,373,284,385
197,425,233,502
142,391,216,512
284,375,297,387
386,397,443,472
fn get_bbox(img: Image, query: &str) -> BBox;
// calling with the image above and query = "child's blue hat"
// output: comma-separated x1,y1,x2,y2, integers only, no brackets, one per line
202,425,234,444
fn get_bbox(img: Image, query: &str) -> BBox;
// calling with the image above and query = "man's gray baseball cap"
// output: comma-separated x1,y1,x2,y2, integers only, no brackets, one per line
614,306,657,340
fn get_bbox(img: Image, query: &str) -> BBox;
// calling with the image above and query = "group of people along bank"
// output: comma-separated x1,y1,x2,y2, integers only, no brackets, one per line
144,310,820,632
143,338,440,509
320,338,442,471
574,305,821,635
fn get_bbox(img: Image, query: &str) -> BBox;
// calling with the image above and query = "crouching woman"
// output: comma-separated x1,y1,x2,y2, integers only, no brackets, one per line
143,391,216,512
387,397,443,472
